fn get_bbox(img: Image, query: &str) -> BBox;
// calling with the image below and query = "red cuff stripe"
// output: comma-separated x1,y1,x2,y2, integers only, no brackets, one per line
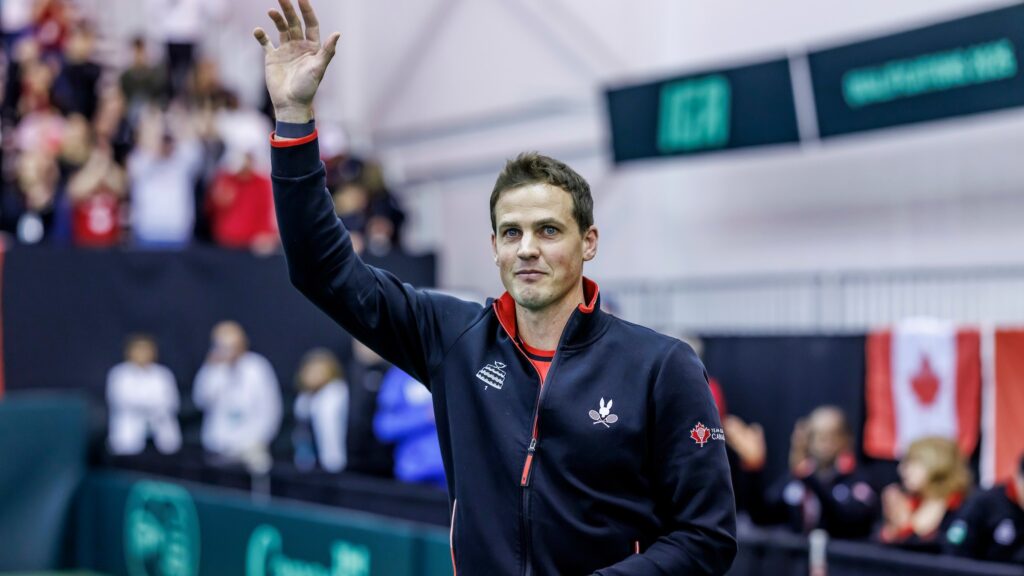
270,129,319,148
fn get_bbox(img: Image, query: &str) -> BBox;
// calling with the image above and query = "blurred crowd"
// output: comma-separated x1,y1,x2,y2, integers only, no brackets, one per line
682,332,1024,566
0,0,406,255
105,323,446,489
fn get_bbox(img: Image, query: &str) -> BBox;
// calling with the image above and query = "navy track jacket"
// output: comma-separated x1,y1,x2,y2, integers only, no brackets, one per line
271,133,737,575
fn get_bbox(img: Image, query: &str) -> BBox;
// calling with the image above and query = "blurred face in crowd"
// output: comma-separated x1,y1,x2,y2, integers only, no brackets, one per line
60,114,93,164
211,321,248,361
899,457,930,494
298,355,338,393
492,184,597,313
126,339,157,366
806,407,850,466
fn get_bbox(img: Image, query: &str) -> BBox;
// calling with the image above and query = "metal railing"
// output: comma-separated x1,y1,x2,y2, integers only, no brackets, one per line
605,265,1024,333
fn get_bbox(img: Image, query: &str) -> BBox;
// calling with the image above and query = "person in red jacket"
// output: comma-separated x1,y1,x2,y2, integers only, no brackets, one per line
205,150,278,251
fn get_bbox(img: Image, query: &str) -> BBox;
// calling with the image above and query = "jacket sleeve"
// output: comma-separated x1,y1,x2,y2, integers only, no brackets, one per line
271,136,482,388
595,342,738,576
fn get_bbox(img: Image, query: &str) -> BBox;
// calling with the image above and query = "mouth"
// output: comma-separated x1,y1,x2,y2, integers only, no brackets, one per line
514,270,546,281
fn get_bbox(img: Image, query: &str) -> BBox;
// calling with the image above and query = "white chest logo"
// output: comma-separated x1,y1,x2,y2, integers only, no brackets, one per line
994,518,1016,546
476,361,507,390
589,398,618,428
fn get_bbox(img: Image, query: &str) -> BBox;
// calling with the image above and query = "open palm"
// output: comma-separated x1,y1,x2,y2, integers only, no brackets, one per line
254,0,340,123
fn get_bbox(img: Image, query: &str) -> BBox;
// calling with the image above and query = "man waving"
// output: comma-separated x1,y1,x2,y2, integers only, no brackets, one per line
256,2,737,573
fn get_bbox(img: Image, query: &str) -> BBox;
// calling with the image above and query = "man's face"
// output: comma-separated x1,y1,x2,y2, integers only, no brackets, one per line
807,410,848,466
491,184,597,312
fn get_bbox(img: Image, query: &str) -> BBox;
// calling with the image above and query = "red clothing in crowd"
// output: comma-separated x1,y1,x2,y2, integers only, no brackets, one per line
206,169,277,248
72,190,121,247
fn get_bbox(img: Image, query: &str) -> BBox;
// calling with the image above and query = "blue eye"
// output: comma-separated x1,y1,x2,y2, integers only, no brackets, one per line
504,228,520,238
543,226,558,236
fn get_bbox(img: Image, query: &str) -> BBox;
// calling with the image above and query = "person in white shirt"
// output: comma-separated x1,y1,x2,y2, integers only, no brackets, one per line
107,335,182,455
192,321,282,464
127,107,202,247
292,348,349,473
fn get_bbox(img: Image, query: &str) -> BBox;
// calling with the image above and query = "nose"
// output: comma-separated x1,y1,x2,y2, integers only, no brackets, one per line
517,231,540,259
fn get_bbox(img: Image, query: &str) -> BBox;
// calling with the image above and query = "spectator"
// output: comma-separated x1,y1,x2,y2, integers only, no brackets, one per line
292,348,349,473
127,107,201,247
878,436,971,551
51,23,101,119
192,320,282,466
1,149,60,243
345,340,394,477
943,454,1024,563
373,366,445,488
106,334,182,456
119,36,167,118
147,0,225,99
727,406,879,538
31,0,71,58
67,141,126,247
205,149,277,251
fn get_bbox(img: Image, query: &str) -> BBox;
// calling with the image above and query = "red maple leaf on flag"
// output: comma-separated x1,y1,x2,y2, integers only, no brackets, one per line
911,356,940,406
690,422,710,447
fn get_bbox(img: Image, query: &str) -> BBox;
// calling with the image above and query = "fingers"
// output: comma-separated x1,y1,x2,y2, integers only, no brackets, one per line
253,28,274,54
268,10,290,44
318,32,340,66
278,0,304,41
298,0,320,43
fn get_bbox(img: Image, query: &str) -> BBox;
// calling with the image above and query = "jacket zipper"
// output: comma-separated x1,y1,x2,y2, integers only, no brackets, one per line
494,302,573,576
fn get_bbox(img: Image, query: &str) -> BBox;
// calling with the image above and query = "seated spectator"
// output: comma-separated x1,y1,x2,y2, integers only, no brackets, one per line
127,107,201,247
943,454,1024,563
373,366,445,488
878,436,970,551
292,348,349,473
192,321,281,468
726,406,878,538
205,150,277,251
106,334,181,455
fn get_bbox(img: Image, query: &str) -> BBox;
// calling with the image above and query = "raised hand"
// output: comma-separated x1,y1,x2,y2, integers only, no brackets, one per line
253,0,340,123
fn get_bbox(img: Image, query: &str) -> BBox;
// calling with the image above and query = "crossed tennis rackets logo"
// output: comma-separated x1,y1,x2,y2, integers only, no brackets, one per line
589,398,618,428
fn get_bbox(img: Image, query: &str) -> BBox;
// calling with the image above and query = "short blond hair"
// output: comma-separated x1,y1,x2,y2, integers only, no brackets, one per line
903,437,972,500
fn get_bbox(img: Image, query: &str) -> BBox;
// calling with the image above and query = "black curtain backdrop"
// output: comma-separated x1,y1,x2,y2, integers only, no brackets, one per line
703,335,868,488
1,246,435,399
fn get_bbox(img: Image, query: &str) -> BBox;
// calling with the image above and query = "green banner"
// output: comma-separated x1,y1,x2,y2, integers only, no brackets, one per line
75,472,452,576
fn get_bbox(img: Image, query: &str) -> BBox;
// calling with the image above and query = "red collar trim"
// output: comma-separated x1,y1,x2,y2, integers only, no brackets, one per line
578,277,599,313
1007,481,1020,505
836,452,857,475
492,277,600,339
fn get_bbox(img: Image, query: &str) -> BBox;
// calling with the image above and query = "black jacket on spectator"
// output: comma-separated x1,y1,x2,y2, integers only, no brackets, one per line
749,454,879,539
944,483,1024,564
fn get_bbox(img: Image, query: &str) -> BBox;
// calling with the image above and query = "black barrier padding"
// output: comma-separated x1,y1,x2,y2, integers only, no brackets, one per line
1,244,434,396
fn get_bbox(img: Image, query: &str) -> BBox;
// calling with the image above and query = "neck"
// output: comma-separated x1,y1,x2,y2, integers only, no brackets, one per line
515,281,584,351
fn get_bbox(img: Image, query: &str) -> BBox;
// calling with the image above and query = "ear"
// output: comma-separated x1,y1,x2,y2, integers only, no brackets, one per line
491,233,498,266
582,225,599,262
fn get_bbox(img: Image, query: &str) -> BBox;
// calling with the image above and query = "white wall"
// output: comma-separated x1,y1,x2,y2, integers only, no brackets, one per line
90,0,1024,300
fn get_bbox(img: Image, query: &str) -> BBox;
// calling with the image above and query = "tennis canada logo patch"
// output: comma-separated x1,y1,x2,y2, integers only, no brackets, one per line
690,422,725,447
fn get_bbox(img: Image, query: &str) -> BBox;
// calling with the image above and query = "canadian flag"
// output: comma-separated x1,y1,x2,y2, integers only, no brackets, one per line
864,318,981,460
981,329,1024,486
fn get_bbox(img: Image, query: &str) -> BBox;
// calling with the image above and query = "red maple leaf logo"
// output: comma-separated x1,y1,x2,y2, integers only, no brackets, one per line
911,356,940,406
690,422,710,447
